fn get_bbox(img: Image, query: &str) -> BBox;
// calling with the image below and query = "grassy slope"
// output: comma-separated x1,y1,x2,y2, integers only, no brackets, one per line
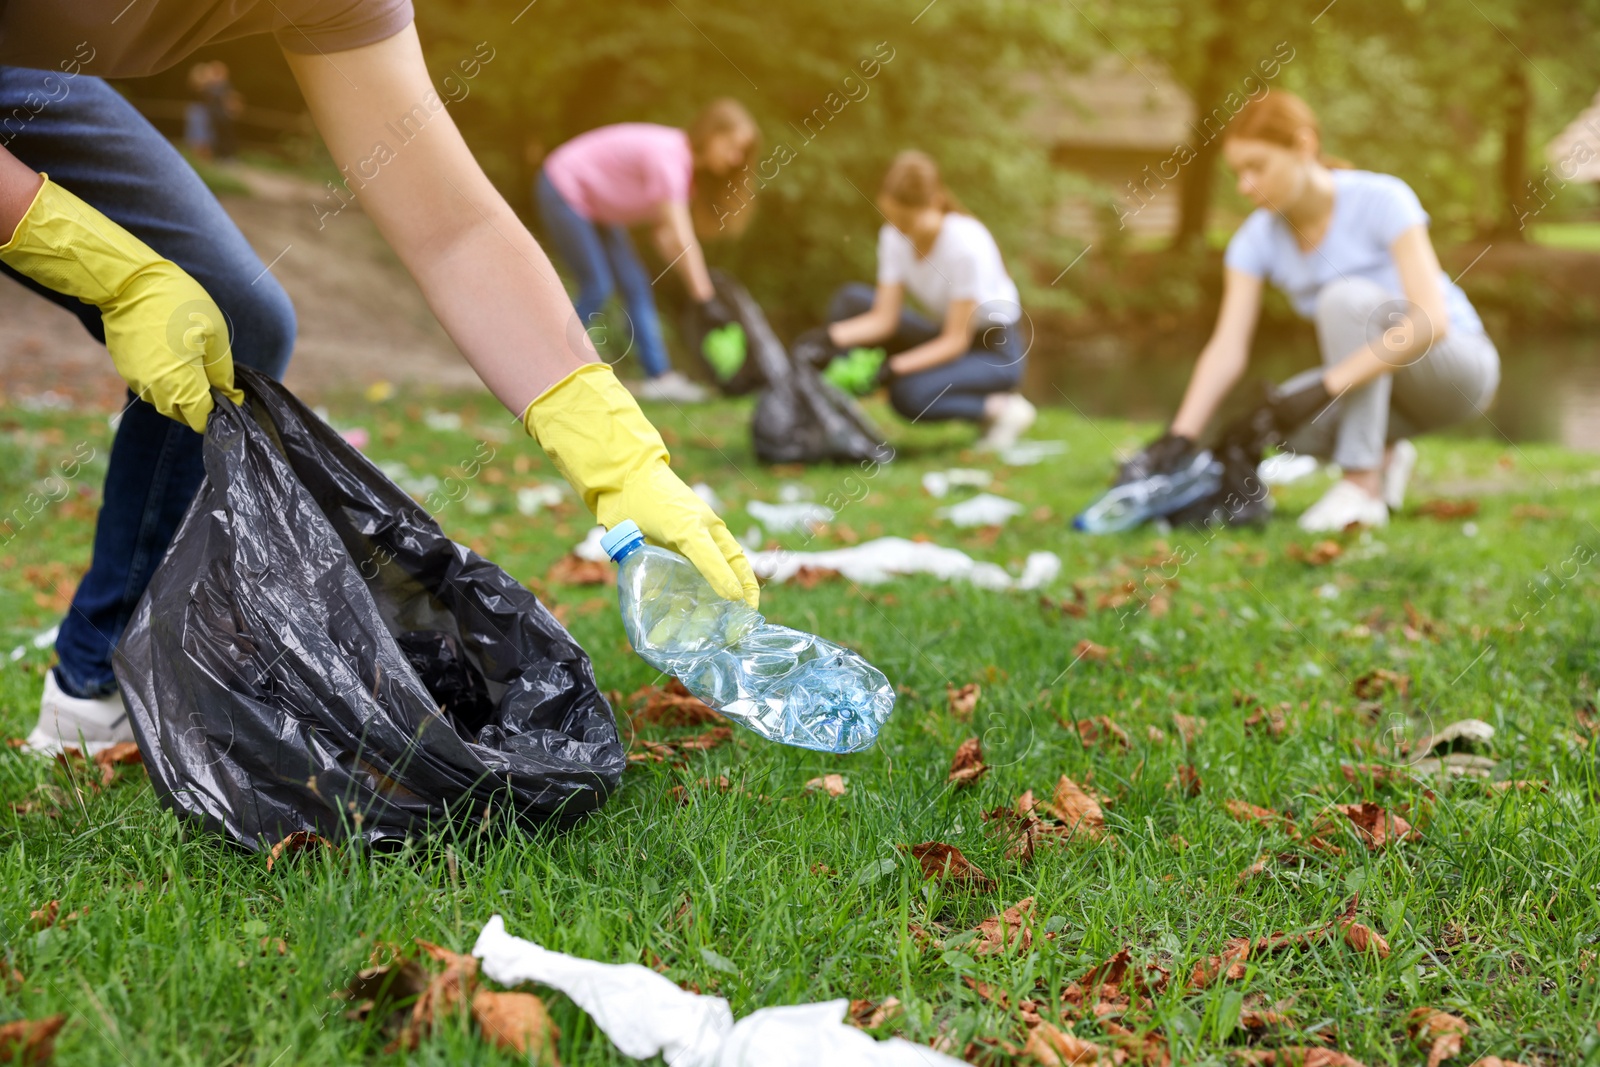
2,391,1598,1065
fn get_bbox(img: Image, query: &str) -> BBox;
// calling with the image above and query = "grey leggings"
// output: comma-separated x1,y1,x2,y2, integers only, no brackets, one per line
1283,278,1500,470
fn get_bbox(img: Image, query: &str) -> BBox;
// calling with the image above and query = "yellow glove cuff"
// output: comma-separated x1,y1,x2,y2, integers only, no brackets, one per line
521,362,669,518
0,176,163,306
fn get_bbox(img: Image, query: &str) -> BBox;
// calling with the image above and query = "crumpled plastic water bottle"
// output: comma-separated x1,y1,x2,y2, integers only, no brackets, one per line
1073,450,1223,533
602,519,895,753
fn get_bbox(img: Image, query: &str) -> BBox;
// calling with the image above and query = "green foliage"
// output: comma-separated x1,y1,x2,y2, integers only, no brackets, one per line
415,0,1096,318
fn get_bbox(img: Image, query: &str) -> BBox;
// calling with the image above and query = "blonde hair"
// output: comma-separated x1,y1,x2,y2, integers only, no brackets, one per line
879,150,968,214
689,99,761,239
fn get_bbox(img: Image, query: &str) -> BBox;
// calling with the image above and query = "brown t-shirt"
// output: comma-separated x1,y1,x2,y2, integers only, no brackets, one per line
0,0,415,78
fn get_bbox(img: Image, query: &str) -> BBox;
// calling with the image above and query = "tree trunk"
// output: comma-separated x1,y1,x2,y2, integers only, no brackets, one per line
1171,28,1234,251
1496,62,1531,240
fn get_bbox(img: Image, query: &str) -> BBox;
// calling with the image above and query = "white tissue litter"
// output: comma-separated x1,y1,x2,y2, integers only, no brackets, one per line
574,525,610,562
1257,452,1321,486
997,439,1067,466
7,625,58,662
935,492,1025,528
747,500,834,533
776,483,813,503
920,468,993,498
747,537,1059,592
515,483,566,516
471,916,966,1067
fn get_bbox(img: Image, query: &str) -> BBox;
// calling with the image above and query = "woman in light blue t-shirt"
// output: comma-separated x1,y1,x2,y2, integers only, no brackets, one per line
1125,92,1499,532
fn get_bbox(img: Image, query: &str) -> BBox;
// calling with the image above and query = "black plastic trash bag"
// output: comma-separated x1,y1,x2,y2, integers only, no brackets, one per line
115,367,626,851
680,269,767,396
708,274,887,466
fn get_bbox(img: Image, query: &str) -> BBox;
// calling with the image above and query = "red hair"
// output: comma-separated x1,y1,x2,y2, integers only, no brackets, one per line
1225,91,1351,168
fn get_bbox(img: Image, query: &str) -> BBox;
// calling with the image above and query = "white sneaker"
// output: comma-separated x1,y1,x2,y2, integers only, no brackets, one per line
1384,439,1417,511
23,671,132,757
1297,479,1389,533
975,394,1036,452
635,371,709,404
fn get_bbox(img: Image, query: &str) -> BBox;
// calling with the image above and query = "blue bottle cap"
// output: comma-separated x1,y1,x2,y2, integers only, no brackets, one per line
600,519,644,561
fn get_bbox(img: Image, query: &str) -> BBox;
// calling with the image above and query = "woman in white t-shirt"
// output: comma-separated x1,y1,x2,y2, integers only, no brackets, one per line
1123,92,1500,532
799,151,1035,449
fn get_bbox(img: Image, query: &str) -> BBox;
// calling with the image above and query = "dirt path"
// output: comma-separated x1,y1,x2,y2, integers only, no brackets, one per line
0,163,481,412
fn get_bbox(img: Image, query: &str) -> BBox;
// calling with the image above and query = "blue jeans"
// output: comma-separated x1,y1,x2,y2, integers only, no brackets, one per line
827,282,1026,422
535,169,670,378
0,68,297,698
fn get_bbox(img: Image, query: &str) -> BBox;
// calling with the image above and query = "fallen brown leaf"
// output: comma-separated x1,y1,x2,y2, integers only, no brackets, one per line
1287,540,1343,566
1340,921,1391,958
1172,713,1205,743
1316,802,1418,850
1188,936,1253,990
0,1015,66,1065
1169,764,1203,798
1351,668,1409,700
471,989,560,1059
1416,498,1479,520
1236,1049,1367,1067
1021,1021,1108,1065
545,554,615,586
1467,1059,1530,1067
904,842,995,891
266,832,333,872
628,680,723,727
792,565,841,589
1073,640,1111,663
948,737,988,787
1244,705,1288,737
1225,799,1296,834
392,940,480,1051
1238,853,1272,885
28,901,58,930
948,683,981,721
846,996,902,1030
90,741,142,788
1073,715,1129,750
805,774,847,797
675,727,733,752
1407,1007,1469,1067
972,897,1034,955
1047,776,1106,838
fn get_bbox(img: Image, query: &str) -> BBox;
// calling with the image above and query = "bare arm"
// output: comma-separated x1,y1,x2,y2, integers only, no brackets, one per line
828,283,903,348
653,201,714,303
1322,224,1451,394
1170,269,1264,438
284,26,589,413
0,146,43,242
887,297,977,375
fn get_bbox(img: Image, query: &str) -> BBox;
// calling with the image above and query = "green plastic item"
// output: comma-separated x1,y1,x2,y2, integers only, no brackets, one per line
701,322,747,381
822,346,887,396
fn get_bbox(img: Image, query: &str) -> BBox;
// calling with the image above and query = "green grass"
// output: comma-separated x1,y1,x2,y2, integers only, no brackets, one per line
3,391,1600,1065
1530,221,1600,252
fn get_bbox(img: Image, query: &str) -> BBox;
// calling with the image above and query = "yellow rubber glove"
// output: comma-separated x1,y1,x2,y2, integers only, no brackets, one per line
0,176,242,432
524,363,760,608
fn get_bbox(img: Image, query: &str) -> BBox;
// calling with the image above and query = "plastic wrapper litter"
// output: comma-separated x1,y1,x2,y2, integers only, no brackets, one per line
115,368,626,851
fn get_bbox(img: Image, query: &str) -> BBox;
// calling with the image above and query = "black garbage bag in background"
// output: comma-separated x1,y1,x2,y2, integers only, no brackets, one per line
681,269,886,465
115,367,626,851
680,268,767,396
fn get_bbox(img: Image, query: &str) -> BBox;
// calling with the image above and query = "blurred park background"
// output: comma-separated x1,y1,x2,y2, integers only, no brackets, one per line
7,0,1600,443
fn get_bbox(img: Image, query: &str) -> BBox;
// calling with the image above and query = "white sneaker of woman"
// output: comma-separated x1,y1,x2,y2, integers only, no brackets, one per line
636,370,710,404
24,671,132,756
976,393,1036,451
1298,479,1389,533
